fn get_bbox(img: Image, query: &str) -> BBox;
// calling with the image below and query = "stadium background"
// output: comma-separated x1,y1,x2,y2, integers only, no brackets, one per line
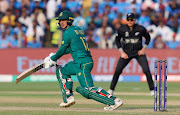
0,1,180,114
0,0,180,82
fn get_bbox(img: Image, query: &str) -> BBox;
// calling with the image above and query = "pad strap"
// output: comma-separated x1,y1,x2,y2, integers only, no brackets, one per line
76,86,115,105
107,94,113,98
97,87,103,93
89,87,112,98
66,90,70,95
61,78,73,84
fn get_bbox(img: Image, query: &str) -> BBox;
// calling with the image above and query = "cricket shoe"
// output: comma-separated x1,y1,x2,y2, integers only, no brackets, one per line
104,98,123,110
59,96,75,107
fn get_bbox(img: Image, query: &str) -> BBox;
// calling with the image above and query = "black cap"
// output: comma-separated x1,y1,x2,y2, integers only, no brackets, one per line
126,13,135,20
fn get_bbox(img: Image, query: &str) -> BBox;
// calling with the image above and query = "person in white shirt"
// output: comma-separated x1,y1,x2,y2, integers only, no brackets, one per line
147,24,158,41
30,7,49,29
18,11,32,27
99,27,113,49
46,0,57,20
156,21,174,42
26,20,45,43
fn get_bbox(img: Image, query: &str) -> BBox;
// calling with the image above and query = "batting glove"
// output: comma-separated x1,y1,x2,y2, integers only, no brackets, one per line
44,53,56,69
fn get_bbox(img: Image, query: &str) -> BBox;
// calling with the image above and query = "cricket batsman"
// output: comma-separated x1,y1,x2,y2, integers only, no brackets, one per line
43,10,123,110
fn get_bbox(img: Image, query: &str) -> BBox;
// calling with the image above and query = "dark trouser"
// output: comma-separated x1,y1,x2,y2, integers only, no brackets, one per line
110,55,154,91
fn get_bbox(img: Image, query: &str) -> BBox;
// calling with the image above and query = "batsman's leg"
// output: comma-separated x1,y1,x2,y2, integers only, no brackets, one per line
76,58,123,110
56,65,75,107
76,86,123,110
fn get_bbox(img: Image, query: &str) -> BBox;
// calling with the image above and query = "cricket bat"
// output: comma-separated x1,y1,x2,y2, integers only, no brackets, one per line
16,62,44,84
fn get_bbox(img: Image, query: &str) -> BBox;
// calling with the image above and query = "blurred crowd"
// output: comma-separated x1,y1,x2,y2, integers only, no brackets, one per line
0,0,180,49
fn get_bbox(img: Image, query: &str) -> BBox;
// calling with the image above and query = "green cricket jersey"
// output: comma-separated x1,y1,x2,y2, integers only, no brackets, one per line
51,26,92,61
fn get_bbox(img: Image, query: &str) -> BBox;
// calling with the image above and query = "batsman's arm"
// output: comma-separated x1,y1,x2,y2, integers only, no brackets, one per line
51,35,70,61
64,48,70,54
51,44,69,61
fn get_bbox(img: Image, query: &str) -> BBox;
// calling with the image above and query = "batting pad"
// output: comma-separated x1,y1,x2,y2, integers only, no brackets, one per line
76,86,115,105
56,67,67,103
56,65,73,103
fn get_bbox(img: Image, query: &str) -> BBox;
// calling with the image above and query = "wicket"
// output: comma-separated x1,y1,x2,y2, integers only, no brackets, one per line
154,60,167,112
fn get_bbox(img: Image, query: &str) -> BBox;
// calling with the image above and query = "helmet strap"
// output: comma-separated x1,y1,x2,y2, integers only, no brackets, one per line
63,24,69,30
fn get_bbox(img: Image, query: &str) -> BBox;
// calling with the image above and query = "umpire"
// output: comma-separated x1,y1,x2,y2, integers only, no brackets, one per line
107,13,154,96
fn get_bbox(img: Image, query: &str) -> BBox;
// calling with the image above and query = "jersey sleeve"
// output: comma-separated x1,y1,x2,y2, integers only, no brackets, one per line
51,33,70,61
142,27,151,46
64,47,71,54
115,29,122,49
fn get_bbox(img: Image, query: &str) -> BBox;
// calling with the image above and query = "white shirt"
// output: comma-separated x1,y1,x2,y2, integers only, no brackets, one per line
30,12,46,28
26,25,45,42
147,24,158,40
96,27,113,38
157,25,173,42
99,38,113,49
18,16,32,27
47,0,57,20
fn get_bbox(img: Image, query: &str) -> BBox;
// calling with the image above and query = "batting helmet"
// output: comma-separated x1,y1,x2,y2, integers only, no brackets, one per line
57,10,74,25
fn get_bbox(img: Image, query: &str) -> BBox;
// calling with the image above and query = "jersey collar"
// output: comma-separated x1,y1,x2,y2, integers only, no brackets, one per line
64,25,74,31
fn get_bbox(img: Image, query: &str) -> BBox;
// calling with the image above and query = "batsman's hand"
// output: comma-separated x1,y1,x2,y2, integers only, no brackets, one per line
49,52,56,57
120,51,129,59
44,52,56,69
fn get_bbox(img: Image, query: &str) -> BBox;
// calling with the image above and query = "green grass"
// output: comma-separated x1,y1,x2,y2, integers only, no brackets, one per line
0,82,180,115
0,82,178,92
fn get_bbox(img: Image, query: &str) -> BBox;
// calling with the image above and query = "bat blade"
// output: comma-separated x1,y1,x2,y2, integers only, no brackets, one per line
16,62,44,84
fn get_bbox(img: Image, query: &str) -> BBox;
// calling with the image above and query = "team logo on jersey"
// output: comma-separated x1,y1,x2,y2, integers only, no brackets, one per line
125,31,129,37
78,72,81,76
135,32,140,36
125,39,139,43
59,12,63,16
62,41,64,44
